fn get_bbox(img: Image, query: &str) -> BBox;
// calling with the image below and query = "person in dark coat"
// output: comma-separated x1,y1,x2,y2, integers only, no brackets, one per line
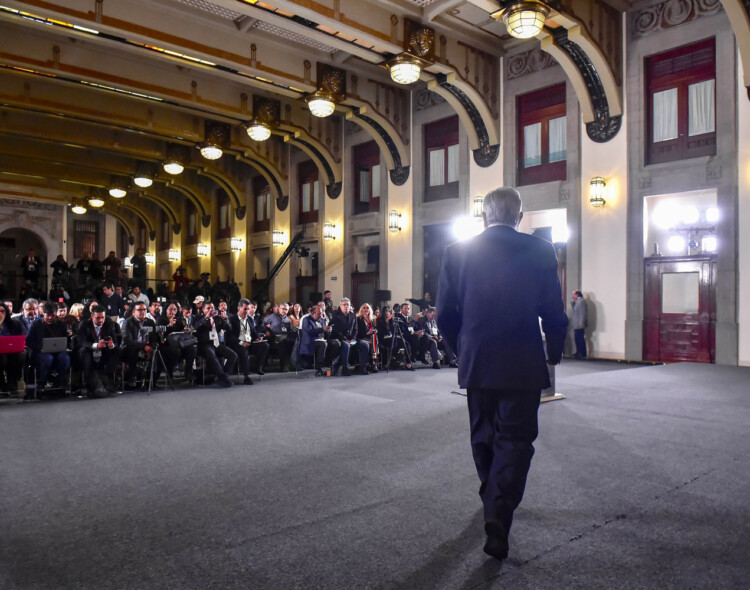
329,298,369,376
26,301,71,389
77,305,121,396
121,301,160,387
225,299,269,384
436,186,568,561
193,301,236,387
157,302,196,382
20,249,41,285
99,282,125,318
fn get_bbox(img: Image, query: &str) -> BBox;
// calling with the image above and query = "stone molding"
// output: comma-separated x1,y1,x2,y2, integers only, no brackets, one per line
633,0,723,38
505,48,558,81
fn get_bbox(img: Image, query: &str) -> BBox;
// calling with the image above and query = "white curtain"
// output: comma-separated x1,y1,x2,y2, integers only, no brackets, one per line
359,170,370,202
429,148,444,186
447,144,459,183
523,122,541,167
688,79,715,136
256,195,264,221
548,116,567,163
302,182,310,213
371,164,381,198
313,180,320,211
653,88,678,142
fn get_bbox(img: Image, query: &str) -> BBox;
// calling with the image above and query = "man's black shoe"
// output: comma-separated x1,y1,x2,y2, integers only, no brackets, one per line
218,378,233,388
315,369,325,377
243,376,254,385
256,369,265,376
354,366,368,375
341,366,352,377
331,365,342,377
432,362,441,369
483,522,509,560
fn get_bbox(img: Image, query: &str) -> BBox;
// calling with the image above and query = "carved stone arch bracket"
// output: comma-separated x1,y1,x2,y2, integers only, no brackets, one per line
288,136,340,198
276,195,289,211
539,15,623,143
719,0,750,99
429,73,500,168
201,215,211,228
236,155,287,208
173,223,181,235
347,107,411,186
149,230,157,241
235,206,247,220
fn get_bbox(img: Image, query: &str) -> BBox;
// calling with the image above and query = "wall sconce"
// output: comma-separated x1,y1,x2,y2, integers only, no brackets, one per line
491,1,550,39
589,177,607,207
133,162,155,188
71,199,87,215
473,196,484,218
163,143,190,175
196,243,210,257
109,176,129,199
168,249,180,262
198,121,230,161
230,237,245,252
144,252,156,265
386,19,435,85
272,229,286,247
123,257,132,268
246,96,279,142
323,222,336,241
389,210,404,233
306,64,345,118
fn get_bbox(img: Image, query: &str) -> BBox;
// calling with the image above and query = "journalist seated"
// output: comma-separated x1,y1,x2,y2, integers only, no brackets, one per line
121,302,160,388
417,307,457,368
13,298,40,336
381,305,415,371
77,304,122,396
0,302,24,394
356,303,379,373
300,304,341,376
158,302,196,382
26,301,71,390
329,298,369,376
226,299,269,385
263,302,297,372
193,301,237,388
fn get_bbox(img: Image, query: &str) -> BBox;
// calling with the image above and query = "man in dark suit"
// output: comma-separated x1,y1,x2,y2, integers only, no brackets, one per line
77,304,121,396
121,301,160,388
193,301,236,388
226,299,269,384
436,187,568,561
100,282,125,318
329,298,369,376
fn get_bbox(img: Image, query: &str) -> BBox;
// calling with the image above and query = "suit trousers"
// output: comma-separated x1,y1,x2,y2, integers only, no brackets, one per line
232,340,270,376
198,343,237,380
466,388,541,533
574,329,587,358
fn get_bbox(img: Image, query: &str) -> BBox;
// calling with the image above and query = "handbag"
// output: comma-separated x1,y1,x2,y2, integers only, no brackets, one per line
167,332,198,349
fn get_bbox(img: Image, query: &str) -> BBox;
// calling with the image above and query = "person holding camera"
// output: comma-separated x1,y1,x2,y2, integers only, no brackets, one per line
121,301,160,388
77,304,121,397
226,299,269,384
193,302,236,388
158,302,196,383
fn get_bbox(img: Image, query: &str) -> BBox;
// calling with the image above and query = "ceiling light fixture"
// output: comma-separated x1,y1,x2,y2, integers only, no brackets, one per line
198,121,230,161
133,162,155,188
387,20,435,85
109,177,129,199
71,200,87,215
163,143,190,175
388,54,423,85
307,64,345,118
87,188,106,208
492,1,550,39
245,96,280,142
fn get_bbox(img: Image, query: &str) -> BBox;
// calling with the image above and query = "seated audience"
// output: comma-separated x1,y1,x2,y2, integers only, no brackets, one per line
329,298,369,376
121,302,160,388
263,302,297,372
418,307,457,368
77,304,122,397
300,304,341,376
13,298,40,335
158,302,196,382
356,303,379,373
226,299,269,384
26,301,71,391
100,282,125,318
193,301,237,388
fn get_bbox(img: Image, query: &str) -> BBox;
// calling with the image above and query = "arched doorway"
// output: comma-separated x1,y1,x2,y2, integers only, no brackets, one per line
0,228,47,304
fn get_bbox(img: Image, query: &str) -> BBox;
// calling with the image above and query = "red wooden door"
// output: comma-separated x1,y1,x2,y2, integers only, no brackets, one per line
643,256,716,363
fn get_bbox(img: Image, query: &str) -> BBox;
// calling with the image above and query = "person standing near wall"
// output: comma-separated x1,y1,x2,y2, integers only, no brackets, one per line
571,290,588,359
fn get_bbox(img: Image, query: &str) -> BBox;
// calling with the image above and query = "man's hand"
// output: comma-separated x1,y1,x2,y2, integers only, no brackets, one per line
97,339,108,349
242,341,251,348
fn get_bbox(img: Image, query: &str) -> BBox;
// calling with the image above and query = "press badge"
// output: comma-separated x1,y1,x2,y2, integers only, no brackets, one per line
209,331,219,344
93,350,102,360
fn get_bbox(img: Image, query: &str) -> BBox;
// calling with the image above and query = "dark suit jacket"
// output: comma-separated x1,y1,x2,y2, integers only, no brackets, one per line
192,314,231,346
77,318,121,351
26,319,68,353
329,310,357,341
225,313,262,349
122,316,158,350
436,224,568,391
100,293,125,317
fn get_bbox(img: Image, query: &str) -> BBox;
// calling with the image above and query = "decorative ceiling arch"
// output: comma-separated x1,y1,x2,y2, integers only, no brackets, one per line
236,153,287,210
101,207,136,246
195,167,245,219
283,129,343,199
719,0,750,99
138,191,181,234
115,202,157,242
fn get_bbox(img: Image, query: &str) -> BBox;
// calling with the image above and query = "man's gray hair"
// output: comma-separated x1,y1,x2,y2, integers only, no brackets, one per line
22,298,38,309
483,187,522,227
340,297,351,304
238,298,251,307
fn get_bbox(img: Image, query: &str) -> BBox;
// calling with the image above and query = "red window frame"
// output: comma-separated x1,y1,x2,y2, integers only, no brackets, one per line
424,116,459,202
298,160,319,224
353,140,381,215
253,176,272,233
645,37,716,165
517,83,566,186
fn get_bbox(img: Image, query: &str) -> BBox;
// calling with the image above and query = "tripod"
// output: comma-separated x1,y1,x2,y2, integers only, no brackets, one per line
386,318,414,373
145,342,174,393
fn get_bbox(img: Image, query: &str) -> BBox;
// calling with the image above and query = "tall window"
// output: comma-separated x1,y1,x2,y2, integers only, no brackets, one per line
136,220,147,251
353,140,381,215
253,176,272,233
186,202,198,246
74,220,98,258
298,160,320,224
425,116,459,202
517,84,566,186
646,38,715,165
160,210,170,249
216,190,231,239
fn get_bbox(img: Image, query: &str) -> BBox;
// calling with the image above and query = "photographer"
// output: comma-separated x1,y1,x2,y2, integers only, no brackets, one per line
226,299,269,384
121,302,160,388
158,302,196,382
193,302,236,388
77,304,121,397
417,307,454,368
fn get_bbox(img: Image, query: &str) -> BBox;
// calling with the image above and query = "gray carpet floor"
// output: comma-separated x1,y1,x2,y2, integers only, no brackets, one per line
2,361,749,589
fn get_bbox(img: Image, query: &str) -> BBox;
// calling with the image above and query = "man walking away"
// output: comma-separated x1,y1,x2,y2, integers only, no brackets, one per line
436,186,568,560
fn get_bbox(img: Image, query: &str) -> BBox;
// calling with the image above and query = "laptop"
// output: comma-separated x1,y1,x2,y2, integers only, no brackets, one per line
0,335,26,354
41,337,68,354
